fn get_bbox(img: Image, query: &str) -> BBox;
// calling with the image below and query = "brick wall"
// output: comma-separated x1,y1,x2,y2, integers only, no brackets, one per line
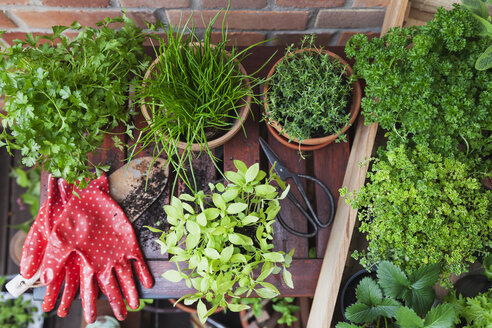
0,0,388,47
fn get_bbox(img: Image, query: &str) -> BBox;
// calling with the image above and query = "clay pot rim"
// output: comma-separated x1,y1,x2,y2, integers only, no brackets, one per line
263,48,361,151
140,45,252,152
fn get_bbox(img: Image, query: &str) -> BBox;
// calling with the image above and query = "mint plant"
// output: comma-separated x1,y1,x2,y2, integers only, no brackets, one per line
148,160,294,323
265,35,353,144
0,14,148,188
0,276,39,327
341,143,492,283
337,261,456,328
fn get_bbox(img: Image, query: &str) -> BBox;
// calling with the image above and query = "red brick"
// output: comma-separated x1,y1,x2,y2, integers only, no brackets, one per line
210,31,265,46
0,0,29,4
119,0,189,7
337,31,379,46
316,9,385,28
276,0,344,8
0,11,16,28
270,32,334,46
13,10,156,29
166,10,309,30
41,0,110,7
202,0,267,9
353,0,389,7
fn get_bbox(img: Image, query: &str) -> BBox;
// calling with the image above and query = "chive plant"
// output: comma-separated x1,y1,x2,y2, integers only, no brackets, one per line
130,10,267,190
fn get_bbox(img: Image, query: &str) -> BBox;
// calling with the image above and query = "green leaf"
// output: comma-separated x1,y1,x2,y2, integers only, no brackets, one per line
220,245,234,263
356,277,383,305
462,0,490,18
336,323,362,328
228,303,250,312
162,270,183,283
186,220,200,235
395,306,424,328
377,261,409,298
197,299,207,324
245,163,259,183
345,298,401,324
226,202,248,214
144,225,163,233
179,193,195,202
229,233,253,246
242,215,259,225
212,193,226,210
255,184,277,196
186,233,200,250
233,160,248,174
409,263,440,290
403,286,435,317
280,184,290,200
197,212,207,226
262,252,284,262
472,13,492,36
231,253,247,263
204,248,220,260
283,269,294,288
423,304,455,328
222,187,240,202
256,287,279,298
475,44,492,70
225,171,245,185
204,208,220,220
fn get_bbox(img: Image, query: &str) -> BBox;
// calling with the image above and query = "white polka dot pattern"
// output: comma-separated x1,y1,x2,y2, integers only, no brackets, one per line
40,173,154,324
20,174,80,317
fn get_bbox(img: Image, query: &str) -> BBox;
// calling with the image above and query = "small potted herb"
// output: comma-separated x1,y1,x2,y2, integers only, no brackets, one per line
0,276,44,328
238,297,300,327
131,11,265,188
263,35,361,152
0,14,148,188
341,143,492,284
337,261,456,328
148,160,294,323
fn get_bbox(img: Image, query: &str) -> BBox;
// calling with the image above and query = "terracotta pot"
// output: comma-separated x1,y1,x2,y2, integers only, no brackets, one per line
140,47,252,152
263,48,361,151
9,230,27,266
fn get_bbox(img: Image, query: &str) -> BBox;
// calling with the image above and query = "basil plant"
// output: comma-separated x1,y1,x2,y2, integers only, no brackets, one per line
149,160,294,323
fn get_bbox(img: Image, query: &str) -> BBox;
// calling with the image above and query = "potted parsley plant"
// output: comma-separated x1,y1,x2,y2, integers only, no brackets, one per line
0,14,148,188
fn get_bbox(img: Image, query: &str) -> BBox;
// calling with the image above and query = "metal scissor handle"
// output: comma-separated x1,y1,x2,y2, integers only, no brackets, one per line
277,174,335,238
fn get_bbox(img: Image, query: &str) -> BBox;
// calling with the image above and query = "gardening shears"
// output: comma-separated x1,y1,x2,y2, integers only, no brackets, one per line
259,137,335,238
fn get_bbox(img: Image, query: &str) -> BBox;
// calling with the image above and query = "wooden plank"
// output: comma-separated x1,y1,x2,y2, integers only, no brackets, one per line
313,141,350,258
381,0,410,34
0,147,12,275
267,134,309,257
308,3,407,325
35,258,323,300
307,117,378,328
223,104,260,172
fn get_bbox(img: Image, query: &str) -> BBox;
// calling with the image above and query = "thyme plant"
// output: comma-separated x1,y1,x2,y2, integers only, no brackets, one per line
266,35,353,143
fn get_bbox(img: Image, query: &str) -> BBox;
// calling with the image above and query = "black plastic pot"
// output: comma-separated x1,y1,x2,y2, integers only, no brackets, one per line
339,269,377,321
454,274,491,298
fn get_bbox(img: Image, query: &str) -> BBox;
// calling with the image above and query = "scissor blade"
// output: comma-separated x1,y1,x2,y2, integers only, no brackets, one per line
258,137,294,180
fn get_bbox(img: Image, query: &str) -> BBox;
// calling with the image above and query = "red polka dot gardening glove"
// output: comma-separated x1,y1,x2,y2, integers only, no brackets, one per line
39,173,154,323
20,175,81,317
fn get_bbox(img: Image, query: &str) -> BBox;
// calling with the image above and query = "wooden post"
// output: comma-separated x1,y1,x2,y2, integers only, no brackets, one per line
306,0,409,326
